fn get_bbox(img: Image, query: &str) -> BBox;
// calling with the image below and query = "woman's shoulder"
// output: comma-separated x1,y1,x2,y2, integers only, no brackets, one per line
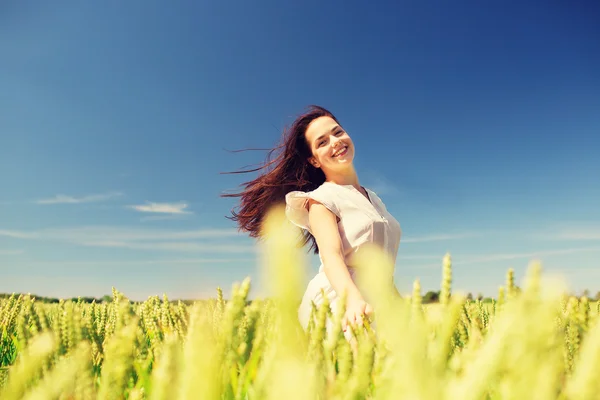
284,182,340,230
285,181,333,201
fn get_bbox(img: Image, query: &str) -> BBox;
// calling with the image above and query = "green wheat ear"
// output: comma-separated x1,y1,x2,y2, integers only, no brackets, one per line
0,333,56,400
440,253,452,306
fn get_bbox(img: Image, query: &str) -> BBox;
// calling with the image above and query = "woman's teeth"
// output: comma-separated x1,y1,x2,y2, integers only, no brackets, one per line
333,146,348,157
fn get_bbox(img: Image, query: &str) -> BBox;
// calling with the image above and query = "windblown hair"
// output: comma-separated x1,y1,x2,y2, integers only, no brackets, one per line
221,105,340,254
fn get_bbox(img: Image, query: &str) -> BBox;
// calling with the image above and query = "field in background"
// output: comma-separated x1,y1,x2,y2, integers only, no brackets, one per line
1,207,600,399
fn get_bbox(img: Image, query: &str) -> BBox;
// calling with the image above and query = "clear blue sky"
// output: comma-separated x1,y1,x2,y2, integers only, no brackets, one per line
1,1,599,300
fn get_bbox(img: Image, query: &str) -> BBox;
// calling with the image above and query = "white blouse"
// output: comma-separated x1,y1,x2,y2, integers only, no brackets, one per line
285,181,402,330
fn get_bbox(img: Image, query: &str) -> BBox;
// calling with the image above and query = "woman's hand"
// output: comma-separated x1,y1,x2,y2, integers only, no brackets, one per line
342,296,373,332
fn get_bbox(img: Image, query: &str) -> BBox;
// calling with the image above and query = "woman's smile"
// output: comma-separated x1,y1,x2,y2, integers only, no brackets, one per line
332,144,348,158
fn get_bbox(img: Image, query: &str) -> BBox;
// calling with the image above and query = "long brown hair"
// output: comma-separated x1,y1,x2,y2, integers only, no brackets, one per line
221,105,340,254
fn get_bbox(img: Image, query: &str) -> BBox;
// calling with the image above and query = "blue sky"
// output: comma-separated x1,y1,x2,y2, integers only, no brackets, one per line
1,1,599,300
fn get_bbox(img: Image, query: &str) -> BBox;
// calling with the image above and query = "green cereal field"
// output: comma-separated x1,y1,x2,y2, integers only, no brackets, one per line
1,209,599,400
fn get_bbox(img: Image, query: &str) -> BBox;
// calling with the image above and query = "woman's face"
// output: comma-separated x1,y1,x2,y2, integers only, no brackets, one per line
304,116,355,173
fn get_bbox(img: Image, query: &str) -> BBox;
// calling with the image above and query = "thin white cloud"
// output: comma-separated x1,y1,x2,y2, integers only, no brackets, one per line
397,254,441,260
35,192,123,204
21,257,255,267
402,233,477,243
0,249,24,255
0,230,36,239
128,202,192,214
458,247,600,265
81,240,256,253
140,215,188,222
0,226,242,241
1,228,475,252
412,247,600,269
0,226,251,254
528,223,600,242
546,230,600,241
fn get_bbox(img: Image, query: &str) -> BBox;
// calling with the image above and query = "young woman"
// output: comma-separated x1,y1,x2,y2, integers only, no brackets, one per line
223,105,402,335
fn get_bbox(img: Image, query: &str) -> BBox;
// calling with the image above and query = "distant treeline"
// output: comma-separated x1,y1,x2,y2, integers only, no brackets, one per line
0,291,492,304
2,290,598,305
0,293,202,305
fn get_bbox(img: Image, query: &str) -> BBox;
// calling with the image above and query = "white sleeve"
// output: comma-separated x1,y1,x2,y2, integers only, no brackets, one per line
284,187,340,232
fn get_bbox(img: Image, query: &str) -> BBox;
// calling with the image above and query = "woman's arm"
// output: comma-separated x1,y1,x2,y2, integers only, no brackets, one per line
307,199,371,327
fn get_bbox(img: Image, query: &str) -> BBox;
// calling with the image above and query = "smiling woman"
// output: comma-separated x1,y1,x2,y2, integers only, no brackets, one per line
221,105,402,339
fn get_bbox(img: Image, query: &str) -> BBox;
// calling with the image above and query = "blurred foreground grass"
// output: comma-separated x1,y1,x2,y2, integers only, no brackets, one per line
1,205,600,399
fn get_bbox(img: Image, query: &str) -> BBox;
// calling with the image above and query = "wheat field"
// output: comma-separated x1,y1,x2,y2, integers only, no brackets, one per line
1,206,599,399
